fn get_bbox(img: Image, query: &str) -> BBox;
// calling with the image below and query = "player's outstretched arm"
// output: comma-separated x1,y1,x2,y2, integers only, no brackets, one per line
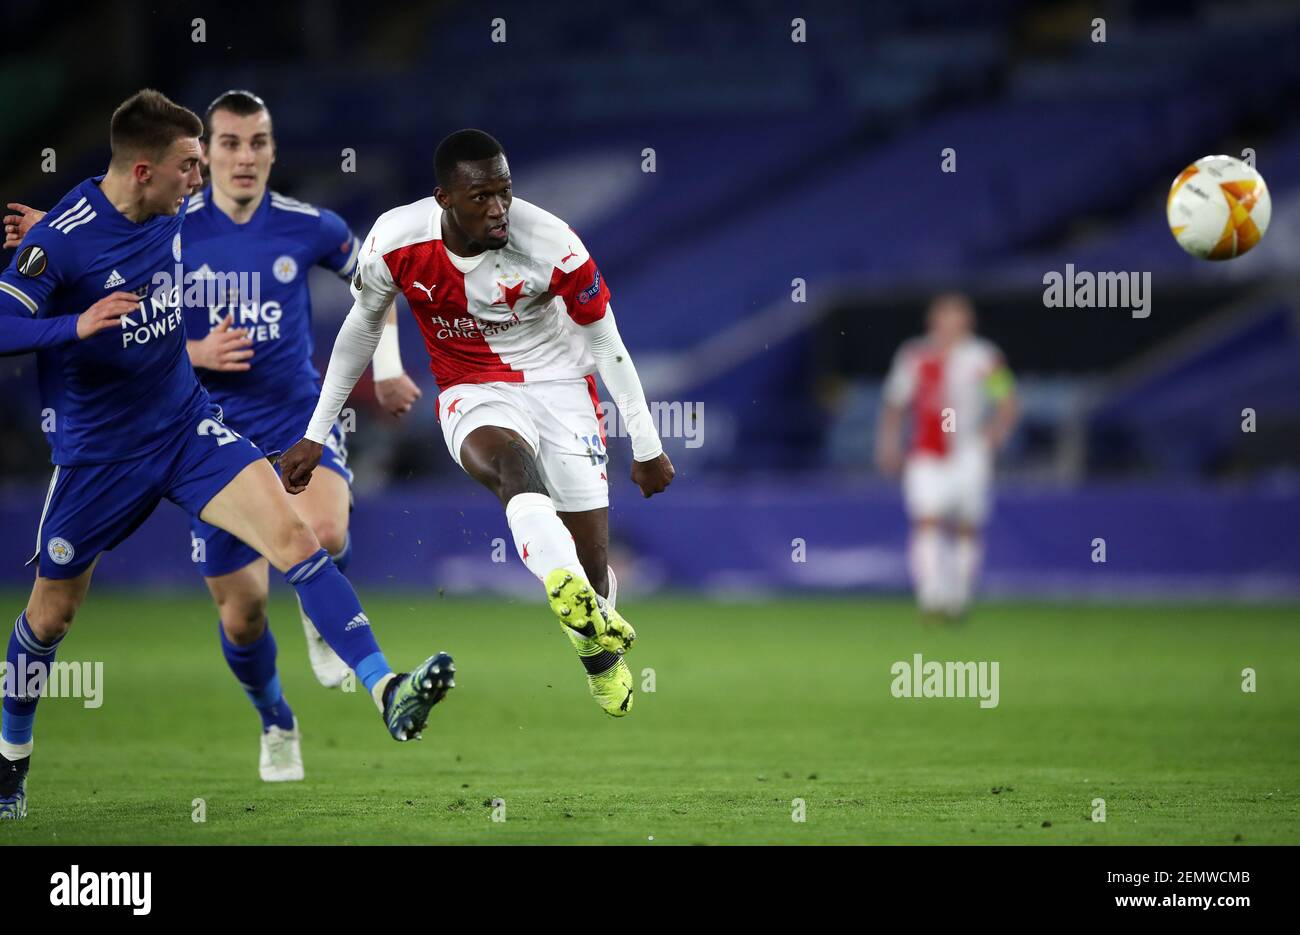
372,302,421,416
3,203,44,250
0,292,136,356
580,304,675,498
2,205,137,357
2,205,130,353
283,295,389,494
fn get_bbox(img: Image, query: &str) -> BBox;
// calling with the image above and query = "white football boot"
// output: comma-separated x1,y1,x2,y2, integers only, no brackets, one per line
259,718,305,782
297,595,350,688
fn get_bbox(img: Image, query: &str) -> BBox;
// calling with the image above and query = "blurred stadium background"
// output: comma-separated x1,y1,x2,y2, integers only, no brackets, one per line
2,0,1298,602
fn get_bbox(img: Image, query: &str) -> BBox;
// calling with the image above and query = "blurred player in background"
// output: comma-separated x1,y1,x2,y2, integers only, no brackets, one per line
5,90,425,783
0,90,453,820
876,293,1018,622
280,130,675,718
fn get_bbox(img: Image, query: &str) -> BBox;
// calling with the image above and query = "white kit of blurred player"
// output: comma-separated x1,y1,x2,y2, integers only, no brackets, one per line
876,293,1018,620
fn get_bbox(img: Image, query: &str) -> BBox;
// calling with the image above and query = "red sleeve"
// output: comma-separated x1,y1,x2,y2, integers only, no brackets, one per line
549,256,609,325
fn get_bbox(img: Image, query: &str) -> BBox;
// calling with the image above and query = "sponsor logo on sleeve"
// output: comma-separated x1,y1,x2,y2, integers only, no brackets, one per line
17,245,47,277
577,269,602,305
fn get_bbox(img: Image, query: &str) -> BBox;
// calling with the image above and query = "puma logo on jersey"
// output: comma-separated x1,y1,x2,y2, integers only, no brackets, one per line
411,281,436,301
559,246,578,265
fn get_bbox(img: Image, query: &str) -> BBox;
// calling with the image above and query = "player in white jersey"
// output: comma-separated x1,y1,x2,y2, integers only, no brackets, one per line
280,130,674,717
876,293,1018,621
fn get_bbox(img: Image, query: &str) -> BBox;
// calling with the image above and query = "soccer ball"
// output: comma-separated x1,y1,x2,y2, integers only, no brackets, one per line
1167,155,1271,260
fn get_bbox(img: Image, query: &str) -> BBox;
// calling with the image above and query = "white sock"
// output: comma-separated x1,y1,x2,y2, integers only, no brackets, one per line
604,565,618,610
505,493,586,583
951,534,982,614
0,737,33,761
370,673,396,713
909,525,946,613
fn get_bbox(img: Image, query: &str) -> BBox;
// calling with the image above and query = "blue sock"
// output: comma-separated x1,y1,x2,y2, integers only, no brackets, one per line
285,549,390,694
219,623,294,732
2,612,64,756
330,531,352,575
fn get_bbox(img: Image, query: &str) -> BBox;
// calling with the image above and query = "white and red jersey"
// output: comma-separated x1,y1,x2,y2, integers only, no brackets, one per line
349,196,610,392
883,336,1005,458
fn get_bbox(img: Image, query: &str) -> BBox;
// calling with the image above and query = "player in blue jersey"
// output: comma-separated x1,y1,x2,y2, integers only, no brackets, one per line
3,91,422,782
185,90,420,779
0,90,453,820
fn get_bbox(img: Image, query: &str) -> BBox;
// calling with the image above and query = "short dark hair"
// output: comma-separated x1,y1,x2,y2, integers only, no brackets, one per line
204,89,272,139
110,89,203,165
434,129,505,189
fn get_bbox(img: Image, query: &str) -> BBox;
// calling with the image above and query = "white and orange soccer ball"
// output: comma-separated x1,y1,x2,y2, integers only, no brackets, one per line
1167,155,1271,260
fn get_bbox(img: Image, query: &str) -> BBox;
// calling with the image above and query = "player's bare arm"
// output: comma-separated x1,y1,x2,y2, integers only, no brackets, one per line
630,454,674,498
3,203,42,249
78,292,143,339
280,438,323,495
188,311,254,371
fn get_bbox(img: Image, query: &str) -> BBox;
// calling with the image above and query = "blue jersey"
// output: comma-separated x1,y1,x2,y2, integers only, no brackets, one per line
0,176,208,465
181,186,359,423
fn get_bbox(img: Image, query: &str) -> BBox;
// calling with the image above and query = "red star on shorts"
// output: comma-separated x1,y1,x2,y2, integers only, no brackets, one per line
522,542,530,561
491,279,528,310
446,397,463,415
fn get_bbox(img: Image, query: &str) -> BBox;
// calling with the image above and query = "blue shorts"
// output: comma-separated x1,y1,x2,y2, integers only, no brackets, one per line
188,401,352,578
30,407,267,580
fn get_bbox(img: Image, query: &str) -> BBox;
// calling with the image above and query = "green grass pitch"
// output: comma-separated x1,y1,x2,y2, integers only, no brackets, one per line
1,590,1297,844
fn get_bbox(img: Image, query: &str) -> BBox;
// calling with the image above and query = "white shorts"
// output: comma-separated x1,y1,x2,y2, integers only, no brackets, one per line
902,446,992,526
439,377,609,512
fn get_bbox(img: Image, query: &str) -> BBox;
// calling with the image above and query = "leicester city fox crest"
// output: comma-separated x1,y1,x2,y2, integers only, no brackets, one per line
47,537,75,565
